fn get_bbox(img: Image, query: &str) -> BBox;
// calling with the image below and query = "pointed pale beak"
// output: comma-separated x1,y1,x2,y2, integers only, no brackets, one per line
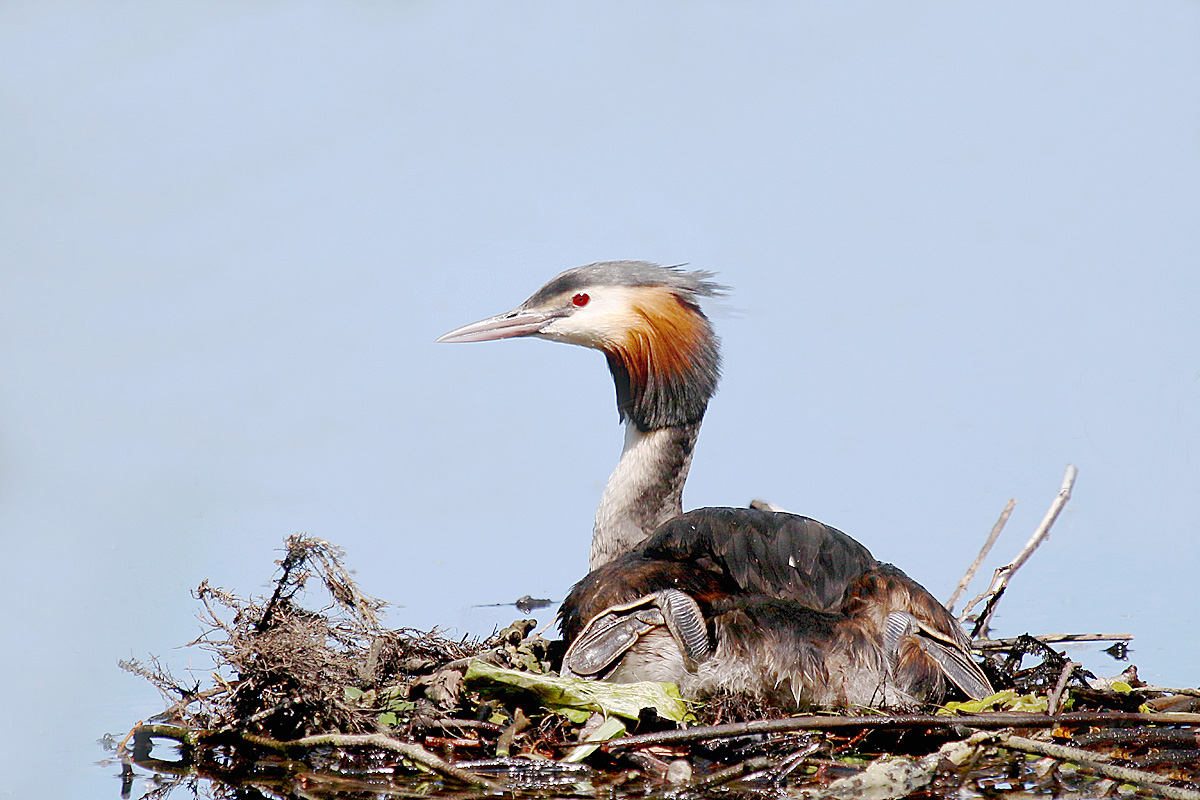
436,307,560,344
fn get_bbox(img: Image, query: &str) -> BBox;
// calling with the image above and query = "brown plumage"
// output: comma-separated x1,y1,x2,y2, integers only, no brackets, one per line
439,261,993,709
561,508,989,708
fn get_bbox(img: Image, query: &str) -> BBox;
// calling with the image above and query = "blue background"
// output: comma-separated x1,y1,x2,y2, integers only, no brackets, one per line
2,4,1197,795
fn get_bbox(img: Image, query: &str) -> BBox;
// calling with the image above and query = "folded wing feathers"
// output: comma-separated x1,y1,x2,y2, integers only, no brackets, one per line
645,508,877,609
567,506,994,706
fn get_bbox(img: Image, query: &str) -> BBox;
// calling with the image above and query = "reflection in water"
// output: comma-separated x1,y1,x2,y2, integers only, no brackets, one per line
473,595,556,615
126,738,609,800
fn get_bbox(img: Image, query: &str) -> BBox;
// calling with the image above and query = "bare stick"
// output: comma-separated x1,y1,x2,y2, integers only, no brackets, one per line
685,756,772,790
1140,686,1200,699
973,632,1133,649
410,717,506,734
991,733,1200,800
948,499,1015,611
972,587,1008,639
960,464,1078,632
1004,464,1078,576
1047,660,1077,716
244,732,501,789
600,710,1200,751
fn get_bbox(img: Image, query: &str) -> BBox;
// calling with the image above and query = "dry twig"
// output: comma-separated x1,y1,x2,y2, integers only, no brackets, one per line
948,498,1015,611
961,464,1078,635
685,756,772,790
973,632,1133,649
989,732,1200,800
243,731,501,789
1047,660,1077,716
1142,686,1200,699
602,710,1200,751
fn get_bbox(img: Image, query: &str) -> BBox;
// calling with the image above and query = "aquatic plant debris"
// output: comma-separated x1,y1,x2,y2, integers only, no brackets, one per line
116,534,1200,799
464,659,691,723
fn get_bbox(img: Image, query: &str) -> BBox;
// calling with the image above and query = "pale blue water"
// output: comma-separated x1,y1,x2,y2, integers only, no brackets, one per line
2,4,1198,797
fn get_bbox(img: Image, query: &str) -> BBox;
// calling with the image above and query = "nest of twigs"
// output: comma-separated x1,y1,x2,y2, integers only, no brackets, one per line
123,537,491,741
114,535,1200,800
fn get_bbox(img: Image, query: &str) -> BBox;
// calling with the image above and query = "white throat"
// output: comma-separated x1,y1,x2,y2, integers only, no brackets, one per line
589,421,701,569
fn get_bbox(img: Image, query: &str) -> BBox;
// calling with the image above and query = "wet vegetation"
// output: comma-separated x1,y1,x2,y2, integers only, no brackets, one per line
112,535,1200,800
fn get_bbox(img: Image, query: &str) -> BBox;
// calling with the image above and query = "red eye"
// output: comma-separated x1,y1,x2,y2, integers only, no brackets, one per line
572,293,590,307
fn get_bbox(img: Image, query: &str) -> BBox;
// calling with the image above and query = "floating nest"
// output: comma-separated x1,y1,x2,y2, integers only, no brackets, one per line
113,535,1200,799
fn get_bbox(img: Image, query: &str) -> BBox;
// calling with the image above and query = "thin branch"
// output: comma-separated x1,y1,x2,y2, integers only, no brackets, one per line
771,741,825,781
948,498,1015,611
971,586,1006,639
410,717,506,734
1007,464,1078,576
961,464,1077,634
240,731,500,789
601,710,1200,751
1074,728,1200,748
116,720,143,759
131,723,202,748
1047,660,1077,716
991,732,1200,800
685,756,772,790
973,632,1133,649
1140,686,1200,699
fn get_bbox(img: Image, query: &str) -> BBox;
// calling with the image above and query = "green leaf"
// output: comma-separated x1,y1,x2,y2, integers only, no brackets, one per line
555,707,591,724
939,689,1048,715
463,659,692,723
564,716,627,763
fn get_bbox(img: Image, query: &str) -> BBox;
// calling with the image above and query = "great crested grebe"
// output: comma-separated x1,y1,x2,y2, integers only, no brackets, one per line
439,261,992,708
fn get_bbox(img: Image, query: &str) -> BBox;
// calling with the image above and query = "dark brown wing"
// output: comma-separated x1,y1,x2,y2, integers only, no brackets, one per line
640,508,879,611
841,562,973,650
560,553,725,642
559,509,993,703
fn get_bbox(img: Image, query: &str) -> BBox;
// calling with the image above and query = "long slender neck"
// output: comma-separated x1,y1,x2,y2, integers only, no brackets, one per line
586,289,720,568
590,421,702,569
